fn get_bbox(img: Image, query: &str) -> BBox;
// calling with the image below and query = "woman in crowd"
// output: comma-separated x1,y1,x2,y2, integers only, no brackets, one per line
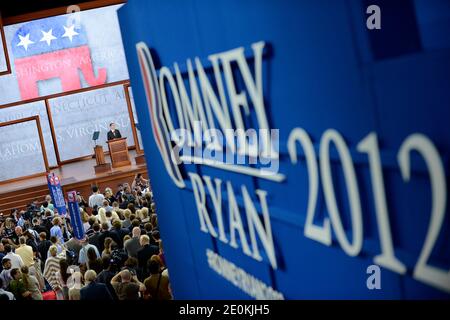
20,265,42,300
102,237,114,258
55,259,70,300
43,245,61,292
81,209,90,233
87,247,103,274
104,187,117,204
68,271,83,300
143,258,172,300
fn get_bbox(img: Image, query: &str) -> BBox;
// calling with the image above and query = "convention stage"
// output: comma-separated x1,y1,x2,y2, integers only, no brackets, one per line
0,149,147,214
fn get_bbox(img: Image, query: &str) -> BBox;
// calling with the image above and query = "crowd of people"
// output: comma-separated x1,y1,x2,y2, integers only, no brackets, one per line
0,173,172,300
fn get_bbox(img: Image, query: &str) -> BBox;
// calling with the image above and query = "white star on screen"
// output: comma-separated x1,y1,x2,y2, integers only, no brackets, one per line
16,33,34,51
40,29,57,46
62,25,79,42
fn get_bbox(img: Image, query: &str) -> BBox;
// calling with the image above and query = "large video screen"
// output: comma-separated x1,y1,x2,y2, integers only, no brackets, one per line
0,4,128,105
0,119,46,182
0,101,57,166
48,84,135,162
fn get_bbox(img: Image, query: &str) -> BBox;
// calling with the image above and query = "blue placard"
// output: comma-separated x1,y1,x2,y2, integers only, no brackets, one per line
118,0,450,299
67,191,84,240
46,173,67,215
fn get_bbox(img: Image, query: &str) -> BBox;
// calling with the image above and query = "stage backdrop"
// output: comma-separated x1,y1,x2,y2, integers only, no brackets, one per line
118,0,450,299
0,101,57,167
0,119,46,182
0,4,129,105
48,84,135,162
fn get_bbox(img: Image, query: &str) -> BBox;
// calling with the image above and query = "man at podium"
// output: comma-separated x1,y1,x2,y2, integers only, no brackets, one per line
107,123,122,141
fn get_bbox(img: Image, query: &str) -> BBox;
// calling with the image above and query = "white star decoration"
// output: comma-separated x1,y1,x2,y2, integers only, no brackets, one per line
40,29,57,46
16,33,34,51
62,25,79,42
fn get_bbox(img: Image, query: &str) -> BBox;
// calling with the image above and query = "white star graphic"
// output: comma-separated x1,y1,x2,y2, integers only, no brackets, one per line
17,33,34,51
40,29,57,46
62,24,79,42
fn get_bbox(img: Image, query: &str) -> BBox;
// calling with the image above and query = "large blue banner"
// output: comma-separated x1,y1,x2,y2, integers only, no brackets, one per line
46,172,66,215
67,191,84,240
118,0,450,299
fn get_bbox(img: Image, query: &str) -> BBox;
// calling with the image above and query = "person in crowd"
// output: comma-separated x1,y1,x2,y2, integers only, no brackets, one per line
14,226,23,245
16,211,26,229
80,209,90,233
48,236,64,257
37,232,51,271
124,227,141,259
68,271,83,300
96,256,118,300
86,247,103,274
111,220,128,248
158,240,166,268
42,211,54,233
0,277,15,300
3,244,24,269
144,258,172,300
80,270,113,300
137,235,159,279
144,223,153,239
88,223,102,248
15,237,34,268
40,195,55,213
139,207,150,224
21,265,42,300
102,200,113,213
40,202,53,217
23,229,39,252
89,186,105,209
123,257,139,277
43,245,61,291
129,219,142,235
50,217,65,245
0,258,13,289
55,259,70,300
0,243,4,271
32,218,48,239
77,192,89,208
65,236,82,264
98,222,120,253
78,238,100,266
28,256,45,293
8,268,31,300
121,209,132,229
132,173,148,191
123,235,131,244
102,237,114,258
11,268,30,300
110,241,128,270
115,184,124,202
110,269,145,300
150,214,158,231
97,208,110,228
85,217,98,238
127,202,136,215
0,218,17,245
104,187,117,205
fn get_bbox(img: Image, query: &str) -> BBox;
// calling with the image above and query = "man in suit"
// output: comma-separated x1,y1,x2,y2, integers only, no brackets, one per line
80,270,113,300
137,235,159,279
107,123,122,141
